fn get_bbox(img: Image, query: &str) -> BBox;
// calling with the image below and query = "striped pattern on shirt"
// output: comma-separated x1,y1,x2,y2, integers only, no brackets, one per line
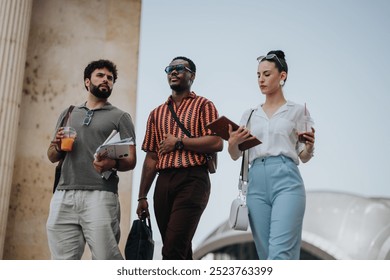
142,92,219,170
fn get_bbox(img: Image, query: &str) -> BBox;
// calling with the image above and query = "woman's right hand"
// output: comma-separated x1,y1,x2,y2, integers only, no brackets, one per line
228,124,254,146
227,124,255,160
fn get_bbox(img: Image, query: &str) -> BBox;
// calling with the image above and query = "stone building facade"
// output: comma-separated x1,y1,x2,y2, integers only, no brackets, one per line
0,0,141,259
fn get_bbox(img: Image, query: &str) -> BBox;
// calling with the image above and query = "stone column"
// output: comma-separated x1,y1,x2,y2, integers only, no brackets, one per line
0,0,33,259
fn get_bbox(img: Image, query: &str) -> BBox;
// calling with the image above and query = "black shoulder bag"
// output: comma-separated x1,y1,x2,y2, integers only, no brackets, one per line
52,105,74,193
167,101,217,173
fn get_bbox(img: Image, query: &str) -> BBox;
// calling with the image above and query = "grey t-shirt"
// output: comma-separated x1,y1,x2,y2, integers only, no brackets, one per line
54,102,136,193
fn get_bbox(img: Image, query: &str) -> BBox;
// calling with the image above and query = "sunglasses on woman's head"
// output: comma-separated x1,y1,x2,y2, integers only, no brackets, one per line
257,54,285,71
164,64,193,74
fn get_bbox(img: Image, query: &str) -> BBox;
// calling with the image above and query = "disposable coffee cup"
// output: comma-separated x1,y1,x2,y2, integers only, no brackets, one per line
298,116,314,143
61,127,77,151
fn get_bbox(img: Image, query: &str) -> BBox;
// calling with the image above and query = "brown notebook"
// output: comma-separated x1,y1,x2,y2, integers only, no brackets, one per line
206,116,261,150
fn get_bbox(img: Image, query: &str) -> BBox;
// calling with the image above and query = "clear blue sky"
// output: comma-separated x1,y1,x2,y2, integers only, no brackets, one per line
132,0,390,249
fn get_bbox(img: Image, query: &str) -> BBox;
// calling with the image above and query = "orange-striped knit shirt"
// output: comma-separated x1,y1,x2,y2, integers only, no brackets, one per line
142,92,219,170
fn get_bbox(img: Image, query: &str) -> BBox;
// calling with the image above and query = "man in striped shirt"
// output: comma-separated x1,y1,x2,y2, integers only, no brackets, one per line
136,56,223,259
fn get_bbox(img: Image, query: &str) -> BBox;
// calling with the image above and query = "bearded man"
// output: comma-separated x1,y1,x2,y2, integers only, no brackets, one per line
46,59,136,259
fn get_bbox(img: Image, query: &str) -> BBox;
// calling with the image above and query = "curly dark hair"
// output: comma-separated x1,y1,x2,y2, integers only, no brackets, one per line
171,56,196,73
84,59,118,90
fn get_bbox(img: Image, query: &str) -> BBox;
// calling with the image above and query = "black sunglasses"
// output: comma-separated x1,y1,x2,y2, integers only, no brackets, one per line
164,64,193,74
257,54,285,71
82,110,94,126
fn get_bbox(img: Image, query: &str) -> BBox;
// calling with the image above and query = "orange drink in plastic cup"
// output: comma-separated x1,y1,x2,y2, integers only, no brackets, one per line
61,137,75,151
61,127,77,151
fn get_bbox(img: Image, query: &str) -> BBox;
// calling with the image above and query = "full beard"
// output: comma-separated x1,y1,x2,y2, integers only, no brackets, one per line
90,83,112,99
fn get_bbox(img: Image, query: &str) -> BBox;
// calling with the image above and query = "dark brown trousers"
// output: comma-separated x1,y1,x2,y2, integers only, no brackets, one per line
154,165,210,260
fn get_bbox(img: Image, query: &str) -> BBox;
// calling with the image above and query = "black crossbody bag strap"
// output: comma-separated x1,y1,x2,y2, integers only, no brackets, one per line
240,109,255,183
167,100,217,173
52,105,75,193
61,105,75,127
168,101,192,138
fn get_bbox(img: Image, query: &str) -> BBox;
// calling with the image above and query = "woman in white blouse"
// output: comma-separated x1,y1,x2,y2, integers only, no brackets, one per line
228,50,315,260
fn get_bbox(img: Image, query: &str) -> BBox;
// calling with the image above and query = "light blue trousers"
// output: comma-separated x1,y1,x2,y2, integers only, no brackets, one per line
46,190,123,260
247,155,306,260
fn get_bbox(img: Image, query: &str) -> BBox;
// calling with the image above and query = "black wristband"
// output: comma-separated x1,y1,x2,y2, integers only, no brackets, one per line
114,159,120,170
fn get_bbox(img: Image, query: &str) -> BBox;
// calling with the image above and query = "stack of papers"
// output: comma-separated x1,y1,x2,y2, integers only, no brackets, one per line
96,130,134,159
95,130,135,179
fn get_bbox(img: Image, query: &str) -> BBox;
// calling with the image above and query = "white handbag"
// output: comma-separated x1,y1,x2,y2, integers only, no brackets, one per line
228,110,254,231
229,188,248,230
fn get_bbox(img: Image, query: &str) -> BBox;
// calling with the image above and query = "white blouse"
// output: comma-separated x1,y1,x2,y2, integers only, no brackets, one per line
239,100,313,165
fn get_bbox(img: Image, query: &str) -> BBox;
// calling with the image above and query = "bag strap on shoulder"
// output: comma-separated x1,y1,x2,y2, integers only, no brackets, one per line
168,101,216,164
239,109,255,195
168,101,192,138
61,105,75,127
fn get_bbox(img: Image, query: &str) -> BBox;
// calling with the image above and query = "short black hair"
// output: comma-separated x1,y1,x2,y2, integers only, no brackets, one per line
171,56,196,73
84,59,118,89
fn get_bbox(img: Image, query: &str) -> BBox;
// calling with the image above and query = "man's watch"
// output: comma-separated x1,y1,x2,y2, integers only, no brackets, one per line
175,138,184,150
